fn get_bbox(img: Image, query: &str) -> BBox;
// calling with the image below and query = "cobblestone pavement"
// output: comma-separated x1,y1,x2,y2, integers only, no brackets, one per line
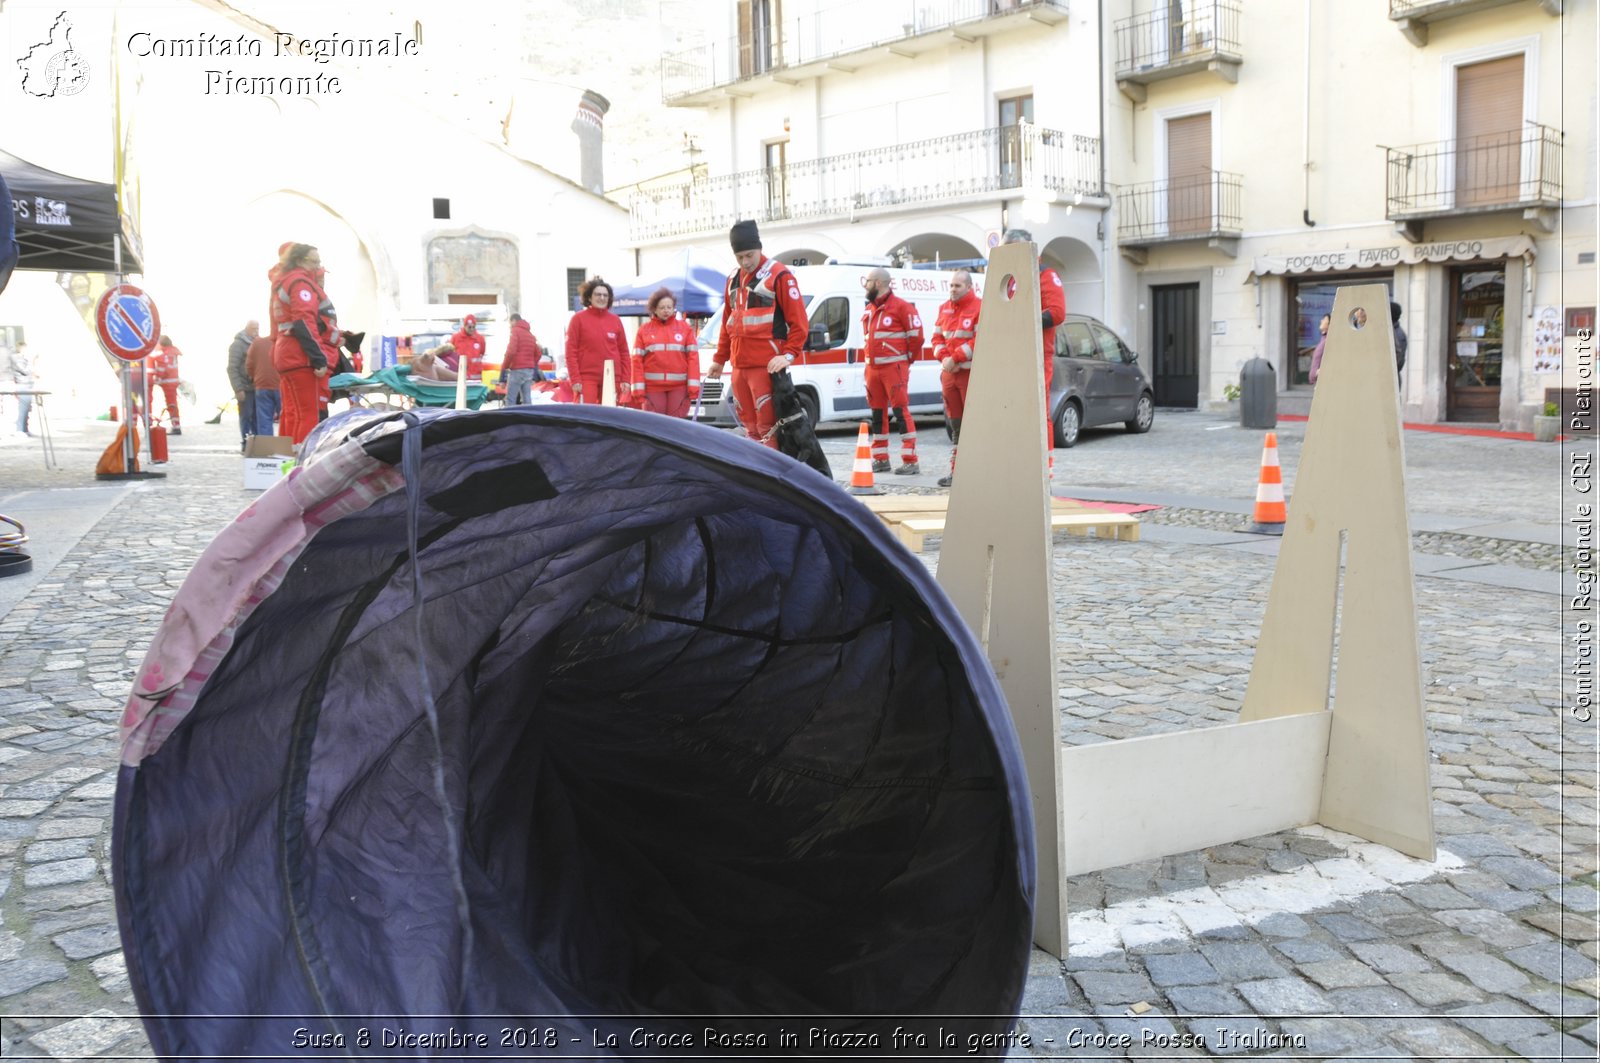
0,410,1593,1060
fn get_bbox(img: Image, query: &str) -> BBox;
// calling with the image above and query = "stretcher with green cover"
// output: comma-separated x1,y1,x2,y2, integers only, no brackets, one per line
328,366,492,410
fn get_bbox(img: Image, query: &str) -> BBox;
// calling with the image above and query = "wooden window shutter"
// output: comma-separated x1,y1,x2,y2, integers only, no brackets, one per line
737,0,753,79
1166,113,1213,234
1455,54,1524,206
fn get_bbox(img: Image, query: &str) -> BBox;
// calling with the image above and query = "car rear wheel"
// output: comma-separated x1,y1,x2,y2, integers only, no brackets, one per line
1126,392,1154,434
1053,399,1082,449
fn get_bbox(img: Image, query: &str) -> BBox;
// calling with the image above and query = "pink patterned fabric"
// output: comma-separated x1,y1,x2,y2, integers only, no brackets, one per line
120,435,406,766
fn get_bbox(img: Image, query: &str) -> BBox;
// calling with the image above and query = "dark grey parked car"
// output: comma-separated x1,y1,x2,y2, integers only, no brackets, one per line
1050,315,1155,447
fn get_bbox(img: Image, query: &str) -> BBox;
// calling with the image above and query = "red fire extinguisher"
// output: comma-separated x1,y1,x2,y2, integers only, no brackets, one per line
150,423,169,463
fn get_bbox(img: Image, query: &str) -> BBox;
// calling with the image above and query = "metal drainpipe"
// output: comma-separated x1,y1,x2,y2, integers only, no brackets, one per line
1100,0,1111,325
1303,0,1316,228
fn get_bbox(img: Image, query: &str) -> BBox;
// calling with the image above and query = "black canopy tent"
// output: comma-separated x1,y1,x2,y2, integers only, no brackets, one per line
1,148,154,479
1,148,142,274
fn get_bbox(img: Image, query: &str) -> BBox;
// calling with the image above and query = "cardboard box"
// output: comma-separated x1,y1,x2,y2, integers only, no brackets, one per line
243,436,295,490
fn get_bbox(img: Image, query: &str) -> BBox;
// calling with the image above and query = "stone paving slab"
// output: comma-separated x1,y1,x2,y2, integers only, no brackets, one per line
1407,512,1514,534
1214,538,1284,557
0,486,134,624
1420,562,1566,596
1,413,1594,1061
1134,525,1267,547
1410,553,1494,576
1452,520,1578,547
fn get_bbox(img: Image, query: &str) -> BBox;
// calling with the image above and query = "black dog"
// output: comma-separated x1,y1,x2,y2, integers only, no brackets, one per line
334,330,365,376
768,370,832,479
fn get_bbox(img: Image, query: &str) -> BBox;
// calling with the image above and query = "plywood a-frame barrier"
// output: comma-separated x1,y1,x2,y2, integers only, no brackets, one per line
935,244,1067,956
938,276,1435,959
1237,285,1436,859
1057,282,1435,881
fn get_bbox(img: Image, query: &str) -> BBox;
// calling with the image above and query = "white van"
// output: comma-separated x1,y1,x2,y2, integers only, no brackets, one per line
694,261,984,428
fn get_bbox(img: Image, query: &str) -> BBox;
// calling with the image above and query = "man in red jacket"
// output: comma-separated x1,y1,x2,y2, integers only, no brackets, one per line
147,335,184,434
501,313,542,404
932,269,980,487
707,220,807,448
446,314,487,378
862,267,925,474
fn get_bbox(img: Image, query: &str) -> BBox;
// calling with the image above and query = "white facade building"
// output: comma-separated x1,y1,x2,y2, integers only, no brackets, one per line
633,0,1114,332
1,0,632,413
1104,0,1592,428
637,0,1594,430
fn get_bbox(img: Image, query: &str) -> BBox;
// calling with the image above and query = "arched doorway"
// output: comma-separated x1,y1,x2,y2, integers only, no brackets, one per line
885,233,984,270
1040,235,1103,323
774,247,829,267
236,192,379,334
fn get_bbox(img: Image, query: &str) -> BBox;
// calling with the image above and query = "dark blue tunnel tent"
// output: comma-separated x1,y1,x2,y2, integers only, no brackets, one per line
114,406,1035,1059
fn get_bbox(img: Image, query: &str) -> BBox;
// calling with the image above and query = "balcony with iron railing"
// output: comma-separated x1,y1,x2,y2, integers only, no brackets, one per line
1385,124,1563,240
1115,172,1243,261
629,124,1102,243
661,0,1070,105
1113,0,1242,102
1389,0,1562,47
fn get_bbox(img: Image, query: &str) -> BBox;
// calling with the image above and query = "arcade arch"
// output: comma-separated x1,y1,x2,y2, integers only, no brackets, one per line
884,232,985,270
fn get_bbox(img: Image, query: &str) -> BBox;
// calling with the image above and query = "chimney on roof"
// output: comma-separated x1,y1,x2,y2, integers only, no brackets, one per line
571,89,610,195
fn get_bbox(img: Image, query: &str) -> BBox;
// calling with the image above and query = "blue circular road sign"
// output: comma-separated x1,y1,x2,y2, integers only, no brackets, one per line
96,284,162,362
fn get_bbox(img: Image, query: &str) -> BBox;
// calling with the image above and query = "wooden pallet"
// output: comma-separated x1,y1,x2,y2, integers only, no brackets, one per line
859,495,1140,552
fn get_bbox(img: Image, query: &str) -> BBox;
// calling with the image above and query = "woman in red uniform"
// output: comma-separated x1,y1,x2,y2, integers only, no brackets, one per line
563,277,630,406
631,288,701,418
269,243,339,444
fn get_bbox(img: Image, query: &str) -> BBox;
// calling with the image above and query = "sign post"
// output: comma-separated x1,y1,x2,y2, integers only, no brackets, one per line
95,283,164,479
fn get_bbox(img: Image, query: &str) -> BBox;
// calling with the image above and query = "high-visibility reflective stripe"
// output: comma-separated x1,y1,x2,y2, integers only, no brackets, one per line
870,353,908,364
643,372,689,382
642,343,695,354
742,311,775,326
944,329,975,338
872,330,917,339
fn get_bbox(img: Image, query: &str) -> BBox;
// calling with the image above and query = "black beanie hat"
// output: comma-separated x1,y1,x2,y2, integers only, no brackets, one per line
730,219,762,253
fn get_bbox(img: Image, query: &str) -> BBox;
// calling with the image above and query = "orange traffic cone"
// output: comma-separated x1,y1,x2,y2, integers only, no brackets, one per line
1247,431,1287,535
848,421,882,496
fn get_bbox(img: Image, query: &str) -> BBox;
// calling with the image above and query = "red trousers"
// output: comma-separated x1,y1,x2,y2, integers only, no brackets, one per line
280,368,320,444
149,381,181,428
865,363,916,464
940,369,970,421
728,367,777,448
643,387,690,418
